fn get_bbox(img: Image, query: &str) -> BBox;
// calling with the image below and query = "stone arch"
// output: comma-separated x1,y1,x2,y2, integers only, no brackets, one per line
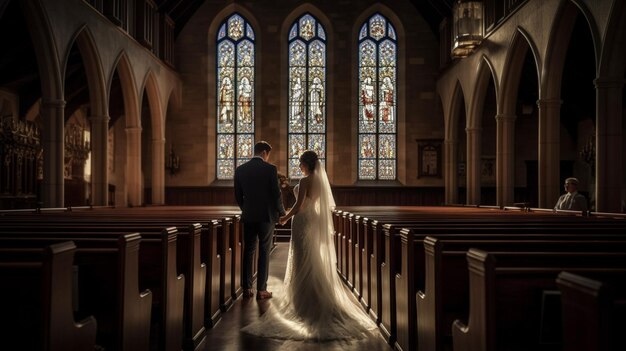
110,51,140,129
469,56,498,129
598,0,626,78
21,0,63,101
140,71,165,204
500,27,540,115
108,51,142,206
444,81,466,204
539,0,599,209
595,0,626,212
446,81,467,140
497,27,541,206
543,0,599,100
63,25,107,117
466,56,498,205
21,0,65,206
141,71,164,141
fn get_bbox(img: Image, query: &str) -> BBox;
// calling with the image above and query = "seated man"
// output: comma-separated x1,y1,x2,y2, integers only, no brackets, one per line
554,177,588,211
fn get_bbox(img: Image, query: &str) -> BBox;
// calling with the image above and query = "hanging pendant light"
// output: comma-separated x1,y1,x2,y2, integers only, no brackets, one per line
452,0,484,58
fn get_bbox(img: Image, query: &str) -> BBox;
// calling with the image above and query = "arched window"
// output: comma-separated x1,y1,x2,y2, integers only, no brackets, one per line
358,13,397,180
216,14,255,180
287,14,327,179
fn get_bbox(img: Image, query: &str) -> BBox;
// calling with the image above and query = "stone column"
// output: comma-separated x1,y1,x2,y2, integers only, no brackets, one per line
125,126,142,207
90,114,110,206
594,78,624,212
537,99,562,208
496,114,517,206
152,138,165,205
444,139,458,204
40,98,65,208
466,127,482,205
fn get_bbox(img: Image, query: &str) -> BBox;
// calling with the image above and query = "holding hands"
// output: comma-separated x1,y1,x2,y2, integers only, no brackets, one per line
279,208,291,226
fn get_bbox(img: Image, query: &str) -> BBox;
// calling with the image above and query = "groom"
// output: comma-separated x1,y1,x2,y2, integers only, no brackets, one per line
234,141,286,299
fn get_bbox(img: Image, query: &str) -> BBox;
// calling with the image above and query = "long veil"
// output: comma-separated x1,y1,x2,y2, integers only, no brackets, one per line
312,159,337,279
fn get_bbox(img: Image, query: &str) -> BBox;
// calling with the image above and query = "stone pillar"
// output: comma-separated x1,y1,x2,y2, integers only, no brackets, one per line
125,126,142,207
444,139,458,204
40,98,65,208
537,99,562,208
466,127,482,205
594,78,624,212
496,114,517,206
152,138,165,205
90,114,110,206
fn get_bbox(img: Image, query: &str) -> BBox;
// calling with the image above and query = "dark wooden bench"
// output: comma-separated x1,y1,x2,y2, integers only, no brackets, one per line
330,206,626,351
0,235,152,351
557,271,626,351
452,249,626,351
0,215,237,349
0,241,97,351
0,227,184,351
0,206,241,351
412,235,626,351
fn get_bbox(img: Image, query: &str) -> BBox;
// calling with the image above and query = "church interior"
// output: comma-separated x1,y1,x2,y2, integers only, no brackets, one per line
1,0,626,350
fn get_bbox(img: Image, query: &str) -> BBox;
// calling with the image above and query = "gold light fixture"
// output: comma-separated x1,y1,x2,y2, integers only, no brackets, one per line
452,0,484,58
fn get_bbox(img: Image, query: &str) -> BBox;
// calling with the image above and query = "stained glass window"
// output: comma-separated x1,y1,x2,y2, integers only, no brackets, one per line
216,14,255,179
288,14,327,179
358,13,397,180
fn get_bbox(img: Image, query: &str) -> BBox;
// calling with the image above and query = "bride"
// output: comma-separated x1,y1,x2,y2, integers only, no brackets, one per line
241,150,377,341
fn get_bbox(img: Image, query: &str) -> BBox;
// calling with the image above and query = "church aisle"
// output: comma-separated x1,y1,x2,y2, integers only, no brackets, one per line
204,242,393,351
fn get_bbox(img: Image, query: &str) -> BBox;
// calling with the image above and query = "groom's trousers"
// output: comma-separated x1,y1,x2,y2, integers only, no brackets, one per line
242,222,275,291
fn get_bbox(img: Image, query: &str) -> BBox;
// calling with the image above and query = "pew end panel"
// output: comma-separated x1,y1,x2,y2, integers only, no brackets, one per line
0,241,98,351
557,270,626,351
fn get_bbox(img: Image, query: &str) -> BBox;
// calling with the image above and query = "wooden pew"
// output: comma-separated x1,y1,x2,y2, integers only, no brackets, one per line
179,223,206,351
452,249,626,351
0,235,153,351
413,235,626,351
338,206,626,315
205,220,223,328
0,208,240,340
0,228,183,351
0,241,97,351
217,218,233,312
0,206,241,350
380,222,624,324
557,271,626,351
151,227,185,351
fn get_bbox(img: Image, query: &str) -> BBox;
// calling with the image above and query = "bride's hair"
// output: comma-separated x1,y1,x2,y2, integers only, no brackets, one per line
299,150,318,173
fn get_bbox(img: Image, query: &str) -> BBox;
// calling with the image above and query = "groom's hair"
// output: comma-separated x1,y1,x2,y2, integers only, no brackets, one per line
254,141,272,155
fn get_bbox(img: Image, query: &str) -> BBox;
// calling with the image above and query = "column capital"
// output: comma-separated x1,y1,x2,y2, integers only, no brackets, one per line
444,139,456,146
41,99,66,108
465,127,483,133
594,77,626,88
153,138,166,144
125,126,142,134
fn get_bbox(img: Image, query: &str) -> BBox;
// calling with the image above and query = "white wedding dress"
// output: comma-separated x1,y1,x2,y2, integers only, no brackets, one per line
241,161,377,341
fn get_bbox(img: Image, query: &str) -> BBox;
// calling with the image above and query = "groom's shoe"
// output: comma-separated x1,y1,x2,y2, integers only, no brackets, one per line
243,289,254,298
256,290,272,300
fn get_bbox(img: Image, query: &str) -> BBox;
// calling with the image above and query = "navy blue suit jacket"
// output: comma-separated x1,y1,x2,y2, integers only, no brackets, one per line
234,157,286,223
